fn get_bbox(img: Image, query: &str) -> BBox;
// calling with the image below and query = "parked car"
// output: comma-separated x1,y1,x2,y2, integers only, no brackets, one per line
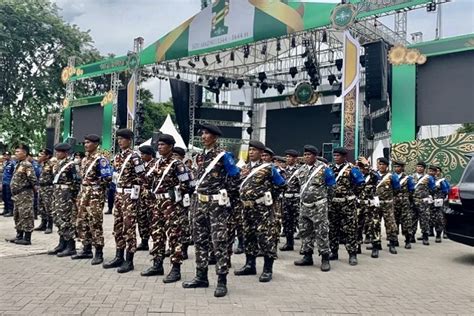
446,153,474,246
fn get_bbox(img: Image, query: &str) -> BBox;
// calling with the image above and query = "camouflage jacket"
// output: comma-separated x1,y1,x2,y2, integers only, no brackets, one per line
240,160,286,201
147,154,191,197
80,151,112,186
433,177,450,200
394,172,415,200
330,162,365,198
375,171,400,201
297,161,336,204
11,159,37,195
285,164,300,193
358,170,380,202
39,159,55,186
413,173,435,199
113,148,145,188
53,158,80,196
142,158,158,191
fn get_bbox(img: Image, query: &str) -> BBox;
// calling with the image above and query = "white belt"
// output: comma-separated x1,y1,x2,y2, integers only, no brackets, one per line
54,184,70,189
198,193,220,203
379,200,393,204
242,196,266,207
116,188,133,194
302,198,327,208
332,195,356,203
155,192,171,200
359,200,371,205
284,193,300,198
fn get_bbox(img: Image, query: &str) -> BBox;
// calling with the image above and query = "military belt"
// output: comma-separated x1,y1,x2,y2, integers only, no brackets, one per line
331,195,356,203
379,200,393,204
242,196,266,207
198,193,219,203
155,192,171,200
302,198,327,208
284,193,300,198
54,184,70,190
116,187,133,194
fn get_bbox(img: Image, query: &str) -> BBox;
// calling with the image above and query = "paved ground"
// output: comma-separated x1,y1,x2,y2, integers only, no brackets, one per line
0,214,473,315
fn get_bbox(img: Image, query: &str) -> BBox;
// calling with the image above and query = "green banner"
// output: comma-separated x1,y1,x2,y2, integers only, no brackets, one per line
65,56,131,82
69,94,106,107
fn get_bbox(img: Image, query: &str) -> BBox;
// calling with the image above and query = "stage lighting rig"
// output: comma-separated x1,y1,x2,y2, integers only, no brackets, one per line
335,59,343,72
258,72,267,82
202,57,209,66
215,54,222,63
261,44,267,55
328,74,337,86
243,45,250,58
276,40,281,51
289,66,298,78
230,51,235,61
260,82,269,94
275,83,285,94
236,79,245,89
291,37,296,48
176,61,180,70
188,60,196,68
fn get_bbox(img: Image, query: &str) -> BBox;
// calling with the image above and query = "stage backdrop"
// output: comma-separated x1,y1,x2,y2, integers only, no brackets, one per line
391,132,474,184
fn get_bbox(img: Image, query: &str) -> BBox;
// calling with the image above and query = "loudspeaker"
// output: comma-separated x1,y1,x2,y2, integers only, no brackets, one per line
151,131,162,151
364,40,390,103
45,127,55,150
117,89,127,129
383,147,390,159
363,116,374,140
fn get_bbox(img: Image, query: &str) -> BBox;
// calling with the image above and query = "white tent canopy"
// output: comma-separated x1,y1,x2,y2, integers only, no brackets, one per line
140,114,187,149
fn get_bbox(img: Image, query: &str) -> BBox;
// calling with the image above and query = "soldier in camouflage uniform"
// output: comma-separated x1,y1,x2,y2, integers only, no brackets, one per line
293,145,335,271
5,144,37,245
412,161,436,245
328,147,364,266
272,155,286,246
34,148,55,234
103,129,145,273
280,149,300,251
429,165,450,243
141,135,191,283
47,143,80,256
393,160,415,249
182,124,240,298
72,135,112,265
411,161,426,242
136,145,157,252
235,140,285,283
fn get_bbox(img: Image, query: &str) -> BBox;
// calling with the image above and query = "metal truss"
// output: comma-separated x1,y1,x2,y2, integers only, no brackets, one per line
65,56,76,102
110,72,121,154
188,82,196,148
395,11,408,44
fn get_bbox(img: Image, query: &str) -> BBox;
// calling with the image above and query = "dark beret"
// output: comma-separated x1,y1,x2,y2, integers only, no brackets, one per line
2,151,11,156
54,143,71,152
173,147,186,157
84,134,101,143
378,157,389,165
317,156,329,164
333,147,348,155
139,145,155,156
428,165,438,171
416,161,427,168
116,128,134,140
273,156,286,163
285,149,299,157
249,140,265,150
200,123,223,137
158,134,176,145
392,160,405,167
16,144,30,154
304,145,319,156
436,166,442,172
41,148,53,156
264,147,275,157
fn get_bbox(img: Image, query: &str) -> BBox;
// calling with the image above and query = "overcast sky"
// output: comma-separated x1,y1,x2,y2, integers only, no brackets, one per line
54,0,474,102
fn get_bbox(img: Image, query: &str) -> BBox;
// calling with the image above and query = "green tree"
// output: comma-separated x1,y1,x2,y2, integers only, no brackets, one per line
140,92,176,142
0,0,99,152
457,123,474,134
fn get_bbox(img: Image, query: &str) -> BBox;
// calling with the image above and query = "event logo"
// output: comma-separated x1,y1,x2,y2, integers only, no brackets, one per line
211,0,230,37
331,3,357,30
289,82,320,106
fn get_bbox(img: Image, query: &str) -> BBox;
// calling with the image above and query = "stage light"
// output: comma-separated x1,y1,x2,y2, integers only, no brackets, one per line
332,82,342,97
243,45,250,58
289,66,298,78
215,54,222,64
188,60,196,68
301,49,309,58
246,127,253,135
322,30,328,43
261,44,267,55
291,37,296,48
166,63,171,71
194,55,200,61
258,72,267,82
176,74,181,80
276,40,281,51
275,83,285,94
176,61,180,70
208,78,216,88
198,77,203,83
426,1,436,12
335,59,343,72
247,110,253,118
328,74,337,86
217,76,226,88
224,79,231,88
260,82,269,94
236,79,245,89
202,57,209,66
230,51,235,61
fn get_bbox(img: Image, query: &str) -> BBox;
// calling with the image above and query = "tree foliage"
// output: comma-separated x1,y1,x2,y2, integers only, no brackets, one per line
139,91,176,142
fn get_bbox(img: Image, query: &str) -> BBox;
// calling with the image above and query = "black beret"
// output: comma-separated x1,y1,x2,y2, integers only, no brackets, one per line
116,128,134,140
173,147,186,157
139,145,155,156
41,148,53,156
274,156,286,163
378,157,389,165
84,134,101,143
428,165,438,171
264,147,275,157
200,123,223,136
54,143,71,152
392,160,405,167
16,144,30,154
416,161,427,168
158,134,176,145
285,149,299,157
304,145,319,156
333,147,348,155
249,140,265,150
2,151,11,156
317,156,329,164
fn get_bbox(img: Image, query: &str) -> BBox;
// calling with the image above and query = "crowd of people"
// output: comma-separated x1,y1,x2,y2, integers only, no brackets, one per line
1,123,451,298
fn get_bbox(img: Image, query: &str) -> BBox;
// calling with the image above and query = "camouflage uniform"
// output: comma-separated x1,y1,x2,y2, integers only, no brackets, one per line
76,151,112,248
112,148,144,253
227,196,244,256
138,158,157,242
38,159,55,225
181,164,196,247
147,154,190,264
297,161,335,255
394,172,415,240
328,162,364,255
272,166,286,242
357,170,379,245
11,160,37,233
431,177,450,235
193,145,240,275
52,158,80,241
240,161,285,259
412,174,435,238
282,164,300,240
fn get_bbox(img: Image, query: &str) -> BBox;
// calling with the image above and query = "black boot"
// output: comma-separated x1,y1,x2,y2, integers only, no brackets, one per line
389,240,398,254
404,235,412,249
329,251,338,261
422,233,430,246
259,256,273,282
182,243,189,260
294,251,313,266
163,263,181,283
117,252,134,273
348,253,358,266
141,258,164,276
214,274,228,297
44,219,53,234
3,210,13,217
165,249,171,257
234,236,244,254
234,254,257,276
15,231,32,245
103,249,125,269
320,253,331,272
34,219,47,231
357,244,362,254
6,230,23,243
371,242,380,258
410,234,416,243
71,244,93,260
435,232,442,243
443,231,448,239
48,236,66,255
136,239,149,251
182,268,209,288
208,253,217,265
57,239,76,257
91,246,104,265
279,235,294,251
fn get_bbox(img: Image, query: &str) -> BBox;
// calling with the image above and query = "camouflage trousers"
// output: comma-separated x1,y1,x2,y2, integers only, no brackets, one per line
113,192,138,253
150,198,185,265
227,201,244,255
272,197,283,242
357,201,374,245
12,190,35,233
413,198,430,235
282,196,299,237
138,192,153,240
53,187,77,241
242,203,277,259
430,205,445,234
193,200,231,275
76,186,106,247
181,206,192,245
328,198,357,254
38,186,54,221
394,196,413,238
369,202,398,244
299,199,330,255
